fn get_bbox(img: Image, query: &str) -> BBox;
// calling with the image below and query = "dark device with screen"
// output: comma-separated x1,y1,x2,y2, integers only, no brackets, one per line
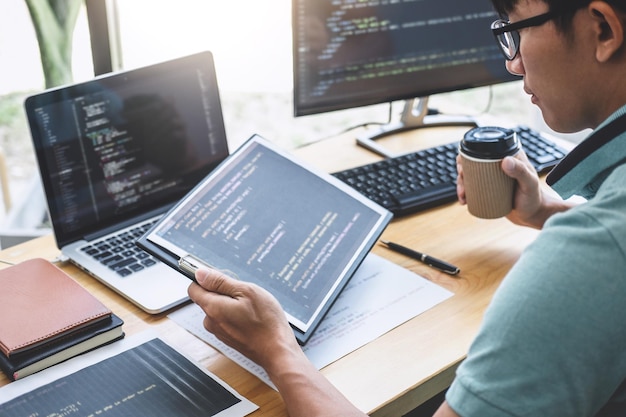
292,0,519,147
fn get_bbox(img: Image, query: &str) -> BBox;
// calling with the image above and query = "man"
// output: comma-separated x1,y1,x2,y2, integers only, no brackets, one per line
188,1,626,415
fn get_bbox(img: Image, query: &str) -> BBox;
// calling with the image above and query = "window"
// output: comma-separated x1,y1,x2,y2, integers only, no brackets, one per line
0,0,581,244
0,2,93,217
110,0,538,150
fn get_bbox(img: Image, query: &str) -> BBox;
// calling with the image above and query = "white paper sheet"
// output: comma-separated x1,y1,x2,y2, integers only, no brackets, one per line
170,253,453,389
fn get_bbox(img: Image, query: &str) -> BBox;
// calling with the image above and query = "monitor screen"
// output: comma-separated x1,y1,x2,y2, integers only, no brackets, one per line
292,0,519,117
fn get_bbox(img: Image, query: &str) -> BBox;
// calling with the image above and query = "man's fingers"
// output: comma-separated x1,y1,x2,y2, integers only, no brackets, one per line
194,268,240,295
502,156,537,189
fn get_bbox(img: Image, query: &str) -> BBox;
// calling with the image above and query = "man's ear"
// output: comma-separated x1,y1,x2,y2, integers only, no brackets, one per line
588,1,625,62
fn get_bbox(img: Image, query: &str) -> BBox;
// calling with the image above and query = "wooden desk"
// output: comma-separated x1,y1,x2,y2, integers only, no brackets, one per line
0,126,543,416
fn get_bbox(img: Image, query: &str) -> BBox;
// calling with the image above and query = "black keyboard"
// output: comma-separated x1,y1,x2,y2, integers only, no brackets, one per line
332,126,568,217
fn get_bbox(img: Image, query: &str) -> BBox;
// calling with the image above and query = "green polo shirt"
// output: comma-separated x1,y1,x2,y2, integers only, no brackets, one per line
446,106,626,417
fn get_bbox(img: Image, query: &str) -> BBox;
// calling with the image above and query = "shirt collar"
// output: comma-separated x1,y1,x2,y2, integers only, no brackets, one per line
547,105,626,200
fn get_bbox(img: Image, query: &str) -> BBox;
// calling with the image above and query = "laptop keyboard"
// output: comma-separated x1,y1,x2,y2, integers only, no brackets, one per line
80,219,158,277
332,125,568,217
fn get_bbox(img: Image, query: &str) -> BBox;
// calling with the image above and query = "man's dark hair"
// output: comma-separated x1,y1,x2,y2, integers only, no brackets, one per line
490,0,625,31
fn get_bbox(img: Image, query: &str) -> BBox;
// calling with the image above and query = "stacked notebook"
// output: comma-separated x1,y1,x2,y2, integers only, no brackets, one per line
0,258,124,380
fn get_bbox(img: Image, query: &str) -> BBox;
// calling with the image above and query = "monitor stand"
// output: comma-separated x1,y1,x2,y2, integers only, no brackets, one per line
356,97,477,158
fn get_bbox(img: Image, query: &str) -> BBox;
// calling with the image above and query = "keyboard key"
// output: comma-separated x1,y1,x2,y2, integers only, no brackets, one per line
116,268,133,277
110,257,138,270
142,258,157,267
533,153,559,165
102,254,123,266
391,183,457,214
93,251,113,260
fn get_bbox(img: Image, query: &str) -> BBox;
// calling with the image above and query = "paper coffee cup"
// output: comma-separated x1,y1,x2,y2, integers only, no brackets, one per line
459,127,520,219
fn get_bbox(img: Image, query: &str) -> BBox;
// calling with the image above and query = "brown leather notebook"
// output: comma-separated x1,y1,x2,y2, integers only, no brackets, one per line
0,258,111,357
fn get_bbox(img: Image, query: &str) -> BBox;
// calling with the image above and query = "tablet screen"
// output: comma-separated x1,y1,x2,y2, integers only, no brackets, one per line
143,135,391,343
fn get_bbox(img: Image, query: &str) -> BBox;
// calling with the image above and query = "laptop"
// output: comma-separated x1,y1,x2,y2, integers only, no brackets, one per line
24,51,230,313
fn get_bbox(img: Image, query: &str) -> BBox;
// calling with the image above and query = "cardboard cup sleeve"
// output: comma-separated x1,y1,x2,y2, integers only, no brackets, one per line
460,153,515,219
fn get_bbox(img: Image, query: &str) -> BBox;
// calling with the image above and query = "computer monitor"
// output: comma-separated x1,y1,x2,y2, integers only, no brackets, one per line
292,0,520,157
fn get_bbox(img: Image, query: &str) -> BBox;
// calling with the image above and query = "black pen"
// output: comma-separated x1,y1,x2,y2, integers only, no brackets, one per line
380,240,460,275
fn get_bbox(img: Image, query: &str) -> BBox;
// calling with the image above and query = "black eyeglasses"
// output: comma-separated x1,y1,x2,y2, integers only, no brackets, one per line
491,11,557,60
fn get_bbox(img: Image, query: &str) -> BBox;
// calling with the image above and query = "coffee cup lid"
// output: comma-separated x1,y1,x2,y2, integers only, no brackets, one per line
460,126,520,159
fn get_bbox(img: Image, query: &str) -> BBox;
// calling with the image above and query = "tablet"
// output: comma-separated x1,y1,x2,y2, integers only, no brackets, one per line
138,135,392,344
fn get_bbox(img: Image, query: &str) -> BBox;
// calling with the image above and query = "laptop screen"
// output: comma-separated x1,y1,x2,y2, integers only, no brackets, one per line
25,51,229,248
